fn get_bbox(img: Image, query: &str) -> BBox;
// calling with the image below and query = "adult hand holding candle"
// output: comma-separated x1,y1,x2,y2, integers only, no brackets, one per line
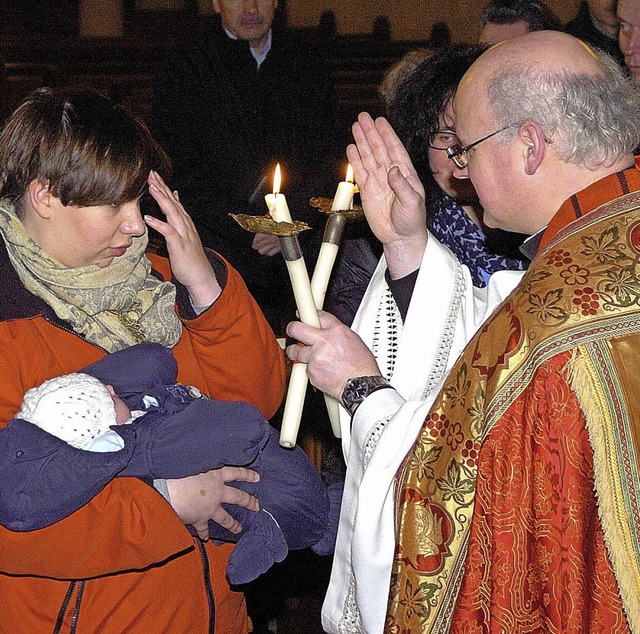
310,164,355,310
267,165,341,447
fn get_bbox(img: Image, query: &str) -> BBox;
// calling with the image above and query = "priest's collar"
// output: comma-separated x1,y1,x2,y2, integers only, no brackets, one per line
519,230,545,261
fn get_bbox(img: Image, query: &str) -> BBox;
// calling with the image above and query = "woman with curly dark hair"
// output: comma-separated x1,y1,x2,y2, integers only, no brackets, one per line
326,44,528,325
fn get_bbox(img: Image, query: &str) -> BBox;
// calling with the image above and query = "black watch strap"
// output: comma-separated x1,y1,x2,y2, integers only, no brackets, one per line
340,375,392,417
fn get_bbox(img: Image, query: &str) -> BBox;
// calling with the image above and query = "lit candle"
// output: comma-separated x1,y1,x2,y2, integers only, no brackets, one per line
310,164,356,310
268,164,317,327
330,163,356,212
265,163,292,223
266,165,341,447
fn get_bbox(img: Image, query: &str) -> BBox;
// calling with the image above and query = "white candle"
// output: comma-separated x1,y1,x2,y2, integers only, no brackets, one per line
330,163,356,211
279,248,342,445
265,193,292,223
279,254,319,449
268,163,341,446
310,164,355,310
279,363,309,448
265,163,293,223
285,256,318,325
310,224,342,311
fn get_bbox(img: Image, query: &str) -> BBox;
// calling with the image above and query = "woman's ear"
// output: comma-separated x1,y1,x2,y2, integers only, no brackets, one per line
518,120,548,176
27,178,54,218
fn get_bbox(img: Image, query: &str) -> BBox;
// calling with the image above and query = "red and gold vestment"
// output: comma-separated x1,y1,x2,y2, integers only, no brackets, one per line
389,162,640,633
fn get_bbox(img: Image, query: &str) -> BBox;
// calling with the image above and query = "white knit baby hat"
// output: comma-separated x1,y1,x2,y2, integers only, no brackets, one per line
17,373,118,449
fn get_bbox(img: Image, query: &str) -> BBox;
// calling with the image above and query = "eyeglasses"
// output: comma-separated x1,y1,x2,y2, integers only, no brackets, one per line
446,125,514,169
428,130,459,151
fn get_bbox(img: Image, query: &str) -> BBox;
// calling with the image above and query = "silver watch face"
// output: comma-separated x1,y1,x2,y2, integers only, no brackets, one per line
342,376,389,414
349,377,371,401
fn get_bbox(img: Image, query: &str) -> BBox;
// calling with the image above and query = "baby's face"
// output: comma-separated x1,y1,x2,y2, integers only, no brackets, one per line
105,384,132,424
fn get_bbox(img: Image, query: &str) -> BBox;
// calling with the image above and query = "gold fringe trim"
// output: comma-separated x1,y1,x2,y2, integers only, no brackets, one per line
566,347,640,632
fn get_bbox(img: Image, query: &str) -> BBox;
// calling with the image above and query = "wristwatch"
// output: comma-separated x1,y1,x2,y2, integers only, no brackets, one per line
341,375,392,417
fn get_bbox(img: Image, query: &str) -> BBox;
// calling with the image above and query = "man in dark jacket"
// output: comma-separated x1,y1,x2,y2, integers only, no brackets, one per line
153,1,345,334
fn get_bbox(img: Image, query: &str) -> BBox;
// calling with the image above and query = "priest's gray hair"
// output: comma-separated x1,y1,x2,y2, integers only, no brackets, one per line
486,50,640,170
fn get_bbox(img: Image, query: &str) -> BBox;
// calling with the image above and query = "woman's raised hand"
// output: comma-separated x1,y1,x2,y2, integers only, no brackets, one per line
145,171,222,307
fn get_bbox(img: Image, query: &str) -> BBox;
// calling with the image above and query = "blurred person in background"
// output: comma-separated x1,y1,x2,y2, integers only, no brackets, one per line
565,0,625,66
478,0,561,45
618,0,640,85
154,0,345,334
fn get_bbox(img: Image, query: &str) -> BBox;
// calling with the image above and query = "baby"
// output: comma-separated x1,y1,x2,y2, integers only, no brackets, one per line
2,343,341,585
17,371,149,451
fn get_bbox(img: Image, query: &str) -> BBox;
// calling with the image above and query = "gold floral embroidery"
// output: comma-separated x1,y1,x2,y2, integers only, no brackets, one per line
526,288,568,324
437,460,474,505
580,225,626,264
444,365,471,408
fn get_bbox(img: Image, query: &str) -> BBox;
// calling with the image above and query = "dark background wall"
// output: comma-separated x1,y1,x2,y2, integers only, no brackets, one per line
0,1,582,132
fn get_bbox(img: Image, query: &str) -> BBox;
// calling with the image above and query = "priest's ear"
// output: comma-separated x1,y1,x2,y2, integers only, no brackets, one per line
518,120,549,176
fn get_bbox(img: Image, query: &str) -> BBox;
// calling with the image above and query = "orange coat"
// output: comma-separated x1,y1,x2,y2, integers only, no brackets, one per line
0,250,286,633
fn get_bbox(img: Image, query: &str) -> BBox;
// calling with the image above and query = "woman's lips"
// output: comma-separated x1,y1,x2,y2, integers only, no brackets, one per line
109,246,129,257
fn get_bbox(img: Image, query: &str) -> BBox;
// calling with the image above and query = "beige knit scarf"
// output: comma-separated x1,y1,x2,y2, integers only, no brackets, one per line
0,199,182,352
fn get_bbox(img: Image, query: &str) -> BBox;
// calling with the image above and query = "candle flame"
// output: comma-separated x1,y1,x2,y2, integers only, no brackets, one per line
273,163,282,195
346,163,354,183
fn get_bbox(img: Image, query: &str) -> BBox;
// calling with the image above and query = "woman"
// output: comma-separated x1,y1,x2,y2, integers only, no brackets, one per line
383,43,529,286
325,44,528,325
0,88,285,633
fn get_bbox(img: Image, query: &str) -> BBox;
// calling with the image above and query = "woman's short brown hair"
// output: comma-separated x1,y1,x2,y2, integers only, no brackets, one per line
0,87,170,212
